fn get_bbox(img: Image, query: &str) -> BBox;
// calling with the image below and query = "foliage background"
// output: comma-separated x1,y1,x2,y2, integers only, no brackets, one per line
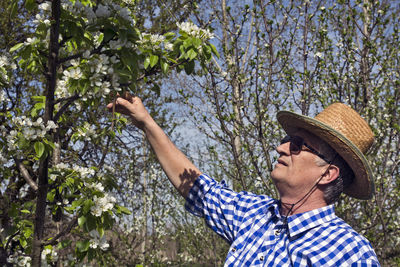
0,0,399,266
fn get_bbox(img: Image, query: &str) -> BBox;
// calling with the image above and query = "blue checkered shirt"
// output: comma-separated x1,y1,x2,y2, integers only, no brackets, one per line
185,174,380,266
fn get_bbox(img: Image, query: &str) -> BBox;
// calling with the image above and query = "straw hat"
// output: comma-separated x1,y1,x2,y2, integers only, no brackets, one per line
277,103,375,200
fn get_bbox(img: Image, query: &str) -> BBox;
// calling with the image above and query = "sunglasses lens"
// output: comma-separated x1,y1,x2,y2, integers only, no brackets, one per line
289,136,304,154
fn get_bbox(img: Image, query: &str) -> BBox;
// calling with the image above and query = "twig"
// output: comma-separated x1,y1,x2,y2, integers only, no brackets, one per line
53,94,80,122
14,158,38,192
42,215,78,246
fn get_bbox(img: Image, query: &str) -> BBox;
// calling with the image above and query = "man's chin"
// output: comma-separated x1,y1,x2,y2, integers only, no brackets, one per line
270,169,279,181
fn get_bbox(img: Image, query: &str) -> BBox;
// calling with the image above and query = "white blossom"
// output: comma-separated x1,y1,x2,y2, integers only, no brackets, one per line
41,247,58,265
75,122,98,141
138,33,165,49
0,152,7,164
314,52,323,58
73,165,95,178
89,230,110,250
118,7,132,22
85,6,97,22
150,34,165,44
63,67,82,80
46,120,58,130
83,50,91,59
85,181,104,192
7,252,31,267
24,37,38,46
0,90,9,102
39,2,51,11
54,162,69,169
5,116,57,151
164,42,174,51
96,4,111,18
91,193,116,217
0,55,8,68
177,21,214,39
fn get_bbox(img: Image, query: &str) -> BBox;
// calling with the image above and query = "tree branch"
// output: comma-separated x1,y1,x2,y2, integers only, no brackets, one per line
43,215,78,246
14,158,38,192
54,93,80,122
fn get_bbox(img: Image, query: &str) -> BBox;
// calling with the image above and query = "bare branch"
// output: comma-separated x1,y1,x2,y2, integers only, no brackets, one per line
14,158,38,192
42,215,78,246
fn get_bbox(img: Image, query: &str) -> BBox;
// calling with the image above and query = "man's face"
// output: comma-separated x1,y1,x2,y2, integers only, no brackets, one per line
271,130,328,198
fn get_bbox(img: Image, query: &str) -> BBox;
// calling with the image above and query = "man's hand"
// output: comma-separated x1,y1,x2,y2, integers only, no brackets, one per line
106,94,152,130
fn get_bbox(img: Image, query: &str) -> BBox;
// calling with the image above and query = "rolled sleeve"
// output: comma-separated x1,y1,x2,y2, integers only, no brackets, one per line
185,174,216,217
185,174,239,242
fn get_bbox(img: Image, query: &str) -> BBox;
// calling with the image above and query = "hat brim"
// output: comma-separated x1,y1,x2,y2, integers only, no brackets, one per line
277,111,374,200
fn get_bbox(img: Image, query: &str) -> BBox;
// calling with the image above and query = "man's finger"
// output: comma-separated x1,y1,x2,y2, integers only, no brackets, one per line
122,91,134,103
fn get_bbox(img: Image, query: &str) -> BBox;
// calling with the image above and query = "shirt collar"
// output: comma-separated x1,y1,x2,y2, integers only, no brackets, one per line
286,204,336,237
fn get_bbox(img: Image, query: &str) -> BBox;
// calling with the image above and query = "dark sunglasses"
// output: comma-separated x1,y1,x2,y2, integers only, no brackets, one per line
280,135,332,164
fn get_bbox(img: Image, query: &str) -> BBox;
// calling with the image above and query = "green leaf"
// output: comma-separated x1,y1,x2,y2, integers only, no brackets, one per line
10,2,18,18
184,60,195,75
97,33,104,44
10,43,24,52
98,227,104,237
210,43,220,58
23,227,33,238
151,84,160,97
78,216,87,227
86,214,97,231
118,205,131,215
167,57,178,64
87,248,95,261
203,45,212,61
32,95,46,102
193,38,202,48
58,240,72,249
71,198,84,209
83,199,92,214
47,190,55,202
76,240,90,252
149,54,159,68
43,138,55,149
163,32,176,40
31,102,45,117
25,0,36,11
161,61,169,74
20,237,27,248
183,38,192,49
186,49,197,60
144,57,150,69
34,142,45,158
104,27,116,43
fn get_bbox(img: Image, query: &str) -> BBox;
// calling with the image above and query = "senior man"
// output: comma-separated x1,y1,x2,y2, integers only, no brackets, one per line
107,95,380,266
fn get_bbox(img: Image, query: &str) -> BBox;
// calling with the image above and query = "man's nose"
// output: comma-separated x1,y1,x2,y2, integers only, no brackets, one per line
276,142,290,156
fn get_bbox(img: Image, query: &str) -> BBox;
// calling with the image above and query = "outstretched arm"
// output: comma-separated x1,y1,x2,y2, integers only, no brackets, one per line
107,95,201,198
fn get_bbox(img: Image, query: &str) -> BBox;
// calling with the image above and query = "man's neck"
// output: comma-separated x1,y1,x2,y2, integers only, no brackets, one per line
279,193,328,217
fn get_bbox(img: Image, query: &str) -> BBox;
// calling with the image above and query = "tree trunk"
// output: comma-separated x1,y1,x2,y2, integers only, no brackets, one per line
31,1,60,266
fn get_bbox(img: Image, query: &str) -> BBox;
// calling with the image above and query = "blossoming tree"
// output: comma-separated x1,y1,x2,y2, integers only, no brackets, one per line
172,0,400,265
0,0,217,266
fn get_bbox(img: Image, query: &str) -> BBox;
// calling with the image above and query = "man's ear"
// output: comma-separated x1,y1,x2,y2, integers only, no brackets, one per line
319,165,340,185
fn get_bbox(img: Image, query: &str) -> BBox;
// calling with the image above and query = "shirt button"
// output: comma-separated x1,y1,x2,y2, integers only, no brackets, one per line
274,229,280,236
259,255,264,261
231,247,236,252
